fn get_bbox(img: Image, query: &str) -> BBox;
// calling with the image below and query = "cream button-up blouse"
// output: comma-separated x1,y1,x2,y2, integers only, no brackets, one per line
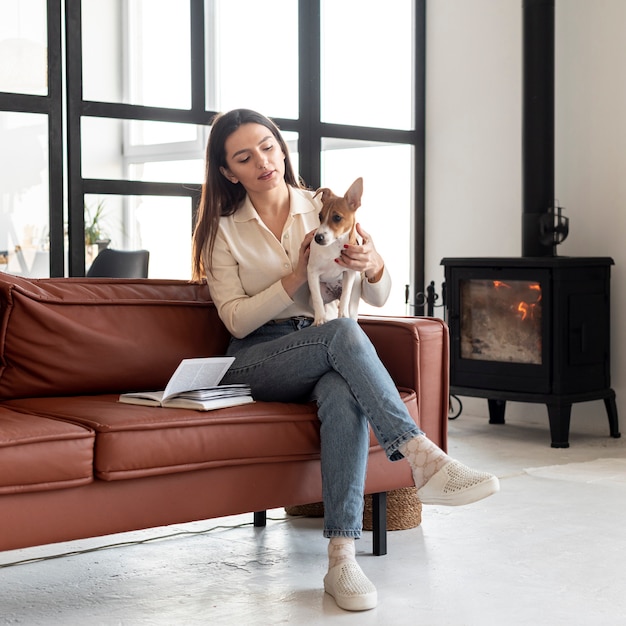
205,185,391,339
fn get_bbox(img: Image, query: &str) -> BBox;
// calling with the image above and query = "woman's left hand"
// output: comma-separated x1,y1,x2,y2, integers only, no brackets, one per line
336,223,385,281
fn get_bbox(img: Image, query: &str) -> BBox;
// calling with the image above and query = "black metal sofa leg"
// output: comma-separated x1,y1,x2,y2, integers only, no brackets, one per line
254,495,389,557
371,492,388,556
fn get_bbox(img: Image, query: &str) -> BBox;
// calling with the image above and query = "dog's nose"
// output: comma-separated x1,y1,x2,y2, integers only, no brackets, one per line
314,233,326,245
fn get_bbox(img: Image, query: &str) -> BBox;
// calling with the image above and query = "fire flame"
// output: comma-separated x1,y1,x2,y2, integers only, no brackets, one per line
492,281,542,321
517,283,541,321
518,301,530,320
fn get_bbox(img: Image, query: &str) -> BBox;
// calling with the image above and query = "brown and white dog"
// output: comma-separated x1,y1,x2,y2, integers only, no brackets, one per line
308,177,363,326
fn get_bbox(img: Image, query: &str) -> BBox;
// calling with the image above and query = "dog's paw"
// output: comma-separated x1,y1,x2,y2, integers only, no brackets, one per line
313,316,327,326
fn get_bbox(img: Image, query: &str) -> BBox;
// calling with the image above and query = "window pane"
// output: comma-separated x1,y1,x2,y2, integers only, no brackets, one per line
134,196,193,279
321,0,414,130
82,118,204,184
208,0,298,118
282,131,299,177
128,120,199,146
0,0,47,95
128,160,204,185
0,111,49,277
82,1,123,103
85,194,193,280
321,138,412,316
83,0,191,108
82,118,125,180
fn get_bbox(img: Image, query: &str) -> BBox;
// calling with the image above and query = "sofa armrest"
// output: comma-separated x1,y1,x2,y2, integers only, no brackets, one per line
358,315,449,450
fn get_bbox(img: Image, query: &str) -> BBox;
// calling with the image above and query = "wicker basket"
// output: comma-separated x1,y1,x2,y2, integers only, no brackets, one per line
285,487,422,531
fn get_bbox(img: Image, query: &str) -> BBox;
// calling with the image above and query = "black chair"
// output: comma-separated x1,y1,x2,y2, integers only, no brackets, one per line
86,248,150,278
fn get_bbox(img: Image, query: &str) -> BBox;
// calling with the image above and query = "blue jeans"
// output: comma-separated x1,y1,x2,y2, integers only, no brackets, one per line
222,317,423,538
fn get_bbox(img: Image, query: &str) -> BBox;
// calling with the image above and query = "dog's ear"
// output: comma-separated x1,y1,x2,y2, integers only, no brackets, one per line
344,177,363,211
314,187,334,204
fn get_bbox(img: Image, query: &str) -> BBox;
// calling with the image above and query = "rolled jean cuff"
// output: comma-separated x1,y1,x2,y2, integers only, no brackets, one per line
324,529,362,539
386,427,423,461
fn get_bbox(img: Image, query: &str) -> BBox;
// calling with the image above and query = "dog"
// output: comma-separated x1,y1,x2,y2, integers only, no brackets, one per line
307,177,363,326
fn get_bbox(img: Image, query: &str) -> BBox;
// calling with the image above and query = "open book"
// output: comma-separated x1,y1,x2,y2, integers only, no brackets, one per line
119,356,254,411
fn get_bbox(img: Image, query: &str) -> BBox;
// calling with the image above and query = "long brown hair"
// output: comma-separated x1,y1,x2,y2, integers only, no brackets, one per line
192,109,302,280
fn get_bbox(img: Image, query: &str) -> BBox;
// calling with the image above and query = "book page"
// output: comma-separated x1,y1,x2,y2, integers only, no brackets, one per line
175,384,250,401
162,395,255,411
118,391,164,406
162,357,235,400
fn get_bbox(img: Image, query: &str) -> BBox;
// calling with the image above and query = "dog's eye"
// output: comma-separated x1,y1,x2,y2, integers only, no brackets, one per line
318,212,322,221
332,214,343,223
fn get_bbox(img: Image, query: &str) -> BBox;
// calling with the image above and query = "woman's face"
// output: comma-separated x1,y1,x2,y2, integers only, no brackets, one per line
220,123,286,194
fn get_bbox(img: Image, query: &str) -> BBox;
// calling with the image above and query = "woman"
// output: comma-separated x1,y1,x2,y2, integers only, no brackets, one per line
192,109,499,612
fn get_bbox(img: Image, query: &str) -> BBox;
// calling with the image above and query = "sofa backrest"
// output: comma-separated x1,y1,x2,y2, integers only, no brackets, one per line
0,274,230,399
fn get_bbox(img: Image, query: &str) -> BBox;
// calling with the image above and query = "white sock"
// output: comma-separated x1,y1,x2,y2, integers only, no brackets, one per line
328,537,356,570
399,434,451,489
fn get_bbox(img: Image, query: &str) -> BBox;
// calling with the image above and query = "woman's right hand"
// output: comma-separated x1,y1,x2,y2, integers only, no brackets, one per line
282,230,315,297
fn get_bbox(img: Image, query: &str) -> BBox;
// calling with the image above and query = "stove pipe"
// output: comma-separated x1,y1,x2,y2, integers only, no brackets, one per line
522,0,563,257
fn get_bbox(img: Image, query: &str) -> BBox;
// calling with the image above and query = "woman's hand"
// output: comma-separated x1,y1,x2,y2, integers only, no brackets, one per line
336,224,385,282
281,229,315,297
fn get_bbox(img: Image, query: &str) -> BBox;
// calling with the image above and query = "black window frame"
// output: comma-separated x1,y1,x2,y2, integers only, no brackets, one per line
0,0,64,276
1,0,427,312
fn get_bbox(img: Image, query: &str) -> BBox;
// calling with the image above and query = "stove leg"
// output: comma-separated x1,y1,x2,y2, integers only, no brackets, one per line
488,399,506,424
603,391,621,439
547,403,571,448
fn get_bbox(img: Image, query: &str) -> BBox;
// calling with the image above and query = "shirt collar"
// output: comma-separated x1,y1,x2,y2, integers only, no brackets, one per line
233,186,318,223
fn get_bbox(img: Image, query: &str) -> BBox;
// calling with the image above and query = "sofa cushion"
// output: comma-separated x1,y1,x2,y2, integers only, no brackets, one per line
0,406,95,494
5,390,418,481
0,275,230,400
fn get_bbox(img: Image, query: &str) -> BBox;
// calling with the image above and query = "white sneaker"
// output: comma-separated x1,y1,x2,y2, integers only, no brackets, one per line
417,460,500,506
324,561,377,611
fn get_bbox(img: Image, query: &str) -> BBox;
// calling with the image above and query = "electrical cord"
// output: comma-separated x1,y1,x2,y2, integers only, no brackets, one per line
0,514,300,569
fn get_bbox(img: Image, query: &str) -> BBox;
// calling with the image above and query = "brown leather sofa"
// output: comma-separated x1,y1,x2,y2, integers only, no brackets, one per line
0,272,449,553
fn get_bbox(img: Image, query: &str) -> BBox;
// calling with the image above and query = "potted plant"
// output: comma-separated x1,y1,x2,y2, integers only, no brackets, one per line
84,200,110,265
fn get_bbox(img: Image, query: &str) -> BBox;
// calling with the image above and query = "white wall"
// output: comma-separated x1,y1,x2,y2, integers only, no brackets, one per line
556,0,626,415
425,0,626,426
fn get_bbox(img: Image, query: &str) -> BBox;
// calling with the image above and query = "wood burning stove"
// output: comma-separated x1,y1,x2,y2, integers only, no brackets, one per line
442,257,619,447
440,1,620,447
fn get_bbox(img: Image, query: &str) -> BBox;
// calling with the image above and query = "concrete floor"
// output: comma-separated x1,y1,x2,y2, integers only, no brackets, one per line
1,405,625,626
